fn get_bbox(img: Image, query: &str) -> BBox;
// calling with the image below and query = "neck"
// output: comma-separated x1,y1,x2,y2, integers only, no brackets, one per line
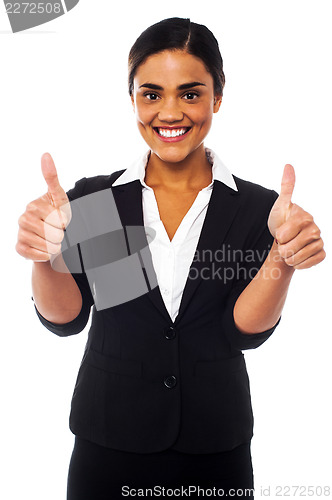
144,145,212,192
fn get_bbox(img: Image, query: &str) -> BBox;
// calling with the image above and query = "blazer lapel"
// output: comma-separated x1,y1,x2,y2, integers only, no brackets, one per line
112,179,241,325
112,180,173,323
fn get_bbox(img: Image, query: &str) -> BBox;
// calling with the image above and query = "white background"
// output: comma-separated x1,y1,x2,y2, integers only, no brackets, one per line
1,1,331,499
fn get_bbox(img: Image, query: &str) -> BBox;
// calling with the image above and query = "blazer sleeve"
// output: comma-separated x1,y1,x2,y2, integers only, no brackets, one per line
222,188,281,350
33,177,95,337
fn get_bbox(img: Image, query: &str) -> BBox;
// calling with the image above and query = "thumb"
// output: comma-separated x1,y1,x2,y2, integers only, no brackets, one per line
279,163,296,206
41,152,68,208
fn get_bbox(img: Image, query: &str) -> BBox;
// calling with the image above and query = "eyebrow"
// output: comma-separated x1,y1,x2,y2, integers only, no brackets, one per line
138,81,207,91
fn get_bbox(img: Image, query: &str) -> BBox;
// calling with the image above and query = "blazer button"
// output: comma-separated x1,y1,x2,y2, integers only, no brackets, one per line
164,326,176,340
164,375,177,388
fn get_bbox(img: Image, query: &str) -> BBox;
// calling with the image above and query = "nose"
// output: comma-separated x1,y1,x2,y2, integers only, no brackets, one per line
158,98,184,123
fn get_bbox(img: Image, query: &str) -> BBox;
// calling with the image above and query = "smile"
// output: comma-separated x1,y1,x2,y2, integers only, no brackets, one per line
153,127,192,142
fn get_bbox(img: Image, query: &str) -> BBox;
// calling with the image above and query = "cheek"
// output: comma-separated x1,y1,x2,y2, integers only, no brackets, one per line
135,104,154,126
189,102,214,125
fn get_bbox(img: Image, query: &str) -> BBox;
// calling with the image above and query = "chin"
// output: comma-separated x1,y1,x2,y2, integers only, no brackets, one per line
152,146,194,164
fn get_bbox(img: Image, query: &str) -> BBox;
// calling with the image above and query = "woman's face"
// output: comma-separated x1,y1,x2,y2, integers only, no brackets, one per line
131,50,222,164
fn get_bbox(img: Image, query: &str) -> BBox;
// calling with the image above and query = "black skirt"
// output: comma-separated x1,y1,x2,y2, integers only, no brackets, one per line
67,436,254,499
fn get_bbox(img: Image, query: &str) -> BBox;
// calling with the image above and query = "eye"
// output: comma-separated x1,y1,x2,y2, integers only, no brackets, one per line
183,92,199,100
143,92,160,101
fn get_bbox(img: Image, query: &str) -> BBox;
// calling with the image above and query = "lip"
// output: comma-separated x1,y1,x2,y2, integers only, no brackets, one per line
153,126,192,143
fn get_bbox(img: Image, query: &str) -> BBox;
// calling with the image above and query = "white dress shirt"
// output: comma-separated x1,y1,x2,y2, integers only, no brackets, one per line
112,148,238,322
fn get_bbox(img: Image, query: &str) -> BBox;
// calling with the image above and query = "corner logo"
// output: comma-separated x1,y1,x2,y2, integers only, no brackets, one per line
4,0,79,33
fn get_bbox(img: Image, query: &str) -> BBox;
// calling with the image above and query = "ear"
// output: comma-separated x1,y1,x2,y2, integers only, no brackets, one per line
213,94,222,113
130,94,135,112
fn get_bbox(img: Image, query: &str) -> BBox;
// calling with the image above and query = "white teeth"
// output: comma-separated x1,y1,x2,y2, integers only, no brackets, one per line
157,128,188,138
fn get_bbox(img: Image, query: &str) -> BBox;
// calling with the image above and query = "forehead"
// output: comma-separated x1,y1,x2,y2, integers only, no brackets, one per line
134,50,213,88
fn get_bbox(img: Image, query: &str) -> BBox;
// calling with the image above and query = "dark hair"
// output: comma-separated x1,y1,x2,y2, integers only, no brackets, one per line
128,17,225,97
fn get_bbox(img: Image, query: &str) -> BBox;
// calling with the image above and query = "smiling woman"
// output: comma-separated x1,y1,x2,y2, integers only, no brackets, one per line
131,50,221,168
16,16,325,500
129,21,223,173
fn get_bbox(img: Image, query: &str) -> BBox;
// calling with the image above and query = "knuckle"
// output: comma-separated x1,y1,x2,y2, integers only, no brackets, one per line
18,227,25,241
301,213,314,226
26,201,37,212
292,205,312,224
26,203,43,220
310,226,321,240
284,257,294,266
18,213,26,226
16,241,27,257
17,227,27,242
315,239,324,252
292,204,306,218
15,241,23,255
312,252,323,267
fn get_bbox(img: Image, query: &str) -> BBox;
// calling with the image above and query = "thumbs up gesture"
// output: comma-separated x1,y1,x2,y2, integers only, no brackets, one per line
41,153,70,213
16,153,71,262
268,164,325,270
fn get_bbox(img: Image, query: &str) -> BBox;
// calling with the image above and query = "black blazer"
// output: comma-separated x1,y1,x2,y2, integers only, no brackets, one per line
34,169,280,454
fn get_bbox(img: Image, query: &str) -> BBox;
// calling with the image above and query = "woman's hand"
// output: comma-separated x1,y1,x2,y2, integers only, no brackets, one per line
235,164,326,334
268,164,326,270
16,153,71,263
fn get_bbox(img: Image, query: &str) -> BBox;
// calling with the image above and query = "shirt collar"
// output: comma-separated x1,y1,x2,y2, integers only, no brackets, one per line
112,147,238,192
